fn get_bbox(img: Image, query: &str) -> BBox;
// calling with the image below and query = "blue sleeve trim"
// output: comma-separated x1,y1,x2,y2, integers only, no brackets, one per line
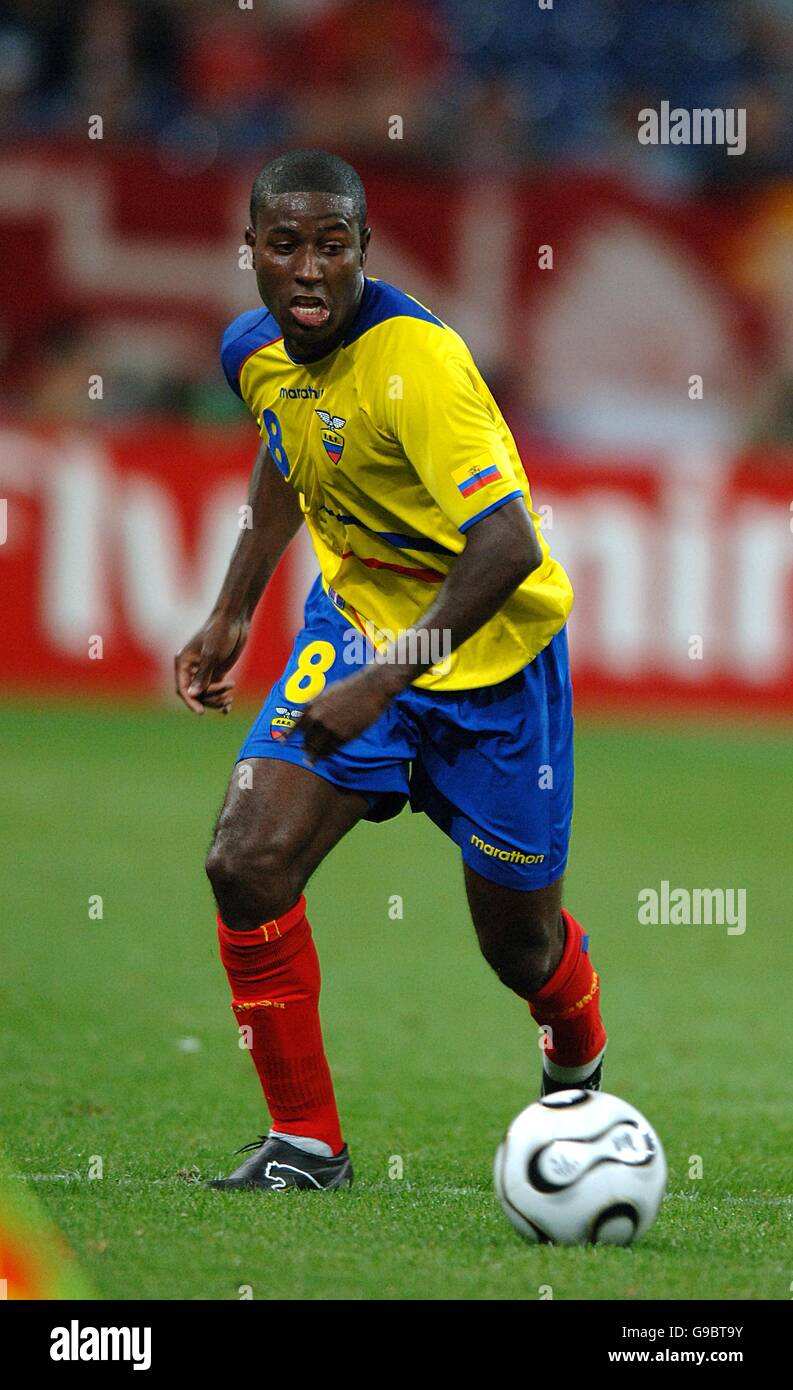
458,490,523,534
220,308,281,399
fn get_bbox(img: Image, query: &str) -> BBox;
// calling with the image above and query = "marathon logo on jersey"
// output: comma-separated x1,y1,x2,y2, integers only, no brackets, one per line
270,706,302,740
453,461,502,498
315,409,346,464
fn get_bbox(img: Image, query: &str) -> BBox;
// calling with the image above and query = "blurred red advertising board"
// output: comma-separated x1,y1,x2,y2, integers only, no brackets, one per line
1,425,791,714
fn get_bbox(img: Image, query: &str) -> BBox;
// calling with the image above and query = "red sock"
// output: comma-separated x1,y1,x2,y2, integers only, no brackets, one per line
216,896,344,1155
527,909,607,1068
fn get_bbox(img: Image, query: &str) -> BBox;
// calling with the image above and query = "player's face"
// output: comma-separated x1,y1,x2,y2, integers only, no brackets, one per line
246,192,370,362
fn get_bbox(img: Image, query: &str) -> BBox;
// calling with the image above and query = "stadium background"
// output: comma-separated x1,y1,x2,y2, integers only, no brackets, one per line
1,0,792,1302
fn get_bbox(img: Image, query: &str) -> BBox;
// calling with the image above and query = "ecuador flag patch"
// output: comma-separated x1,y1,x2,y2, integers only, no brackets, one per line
452,461,502,498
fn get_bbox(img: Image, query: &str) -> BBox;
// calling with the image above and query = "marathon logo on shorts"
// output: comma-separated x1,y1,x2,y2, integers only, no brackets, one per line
453,461,502,498
470,834,545,865
270,706,302,740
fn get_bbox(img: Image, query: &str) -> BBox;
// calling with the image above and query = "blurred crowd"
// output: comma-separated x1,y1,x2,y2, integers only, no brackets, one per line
1,0,792,184
2,0,793,446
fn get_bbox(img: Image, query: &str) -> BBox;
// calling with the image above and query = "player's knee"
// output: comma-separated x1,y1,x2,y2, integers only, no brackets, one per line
252,833,305,910
205,829,302,925
205,839,234,895
478,911,562,995
488,946,554,996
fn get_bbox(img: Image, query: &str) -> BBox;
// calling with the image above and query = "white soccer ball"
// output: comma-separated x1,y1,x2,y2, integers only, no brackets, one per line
494,1089,666,1246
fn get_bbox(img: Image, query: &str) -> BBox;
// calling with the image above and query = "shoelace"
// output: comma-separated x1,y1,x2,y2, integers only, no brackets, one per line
234,1134,269,1156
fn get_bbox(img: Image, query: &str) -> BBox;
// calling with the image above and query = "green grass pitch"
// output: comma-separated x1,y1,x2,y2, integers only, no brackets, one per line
1,697,791,1301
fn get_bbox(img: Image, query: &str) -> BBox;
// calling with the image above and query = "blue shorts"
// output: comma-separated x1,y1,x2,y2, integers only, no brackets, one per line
238,576,574,890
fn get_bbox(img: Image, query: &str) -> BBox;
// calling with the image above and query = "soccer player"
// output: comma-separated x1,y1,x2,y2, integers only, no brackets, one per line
175,150,607,1191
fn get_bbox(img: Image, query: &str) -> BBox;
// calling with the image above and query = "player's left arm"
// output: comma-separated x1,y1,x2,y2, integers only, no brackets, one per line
296,497,541,762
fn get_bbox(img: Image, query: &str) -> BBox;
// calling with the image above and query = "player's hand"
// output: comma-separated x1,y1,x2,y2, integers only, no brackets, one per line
292,666,397,761
174,615,249,715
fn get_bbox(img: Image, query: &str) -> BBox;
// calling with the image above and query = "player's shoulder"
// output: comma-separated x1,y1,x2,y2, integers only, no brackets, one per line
348,278,470,366
220,306,282,399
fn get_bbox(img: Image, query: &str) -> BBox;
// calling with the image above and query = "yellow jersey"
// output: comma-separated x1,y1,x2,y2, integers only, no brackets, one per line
221,277,573,690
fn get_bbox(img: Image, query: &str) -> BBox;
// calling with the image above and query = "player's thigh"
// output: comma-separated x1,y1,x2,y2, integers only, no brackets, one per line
211,755,370,884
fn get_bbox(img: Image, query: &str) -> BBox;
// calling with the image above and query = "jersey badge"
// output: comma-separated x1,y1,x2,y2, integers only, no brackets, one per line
270,706,302,740
315,409,347,464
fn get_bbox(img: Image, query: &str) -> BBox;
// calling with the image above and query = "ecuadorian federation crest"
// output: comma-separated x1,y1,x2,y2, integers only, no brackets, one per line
315,409,346,464
270,706,302,741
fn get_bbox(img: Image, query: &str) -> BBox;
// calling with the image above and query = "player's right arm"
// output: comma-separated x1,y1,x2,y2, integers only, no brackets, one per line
174,442,304,714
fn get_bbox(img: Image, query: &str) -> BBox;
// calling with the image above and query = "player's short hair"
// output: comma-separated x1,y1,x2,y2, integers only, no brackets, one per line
249,150,368,231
